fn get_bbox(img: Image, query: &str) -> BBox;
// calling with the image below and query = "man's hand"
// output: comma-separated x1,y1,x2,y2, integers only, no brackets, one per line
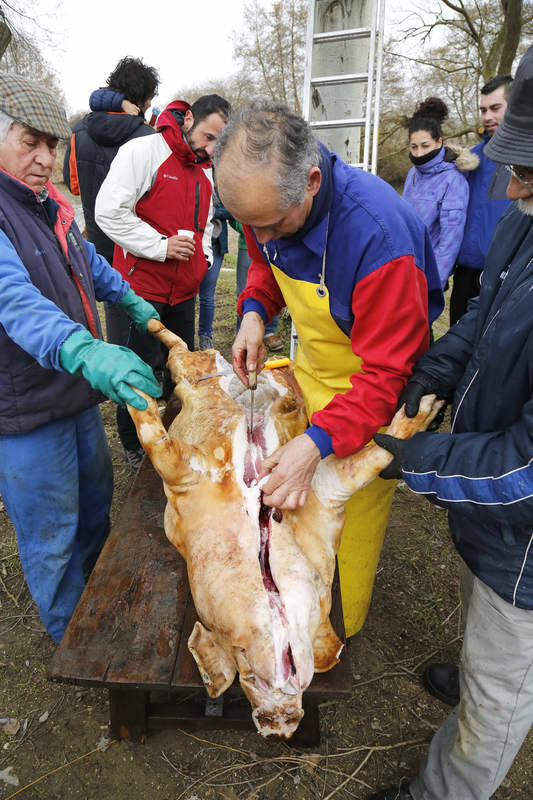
121,99,140,116
373,433,406,480
398,379,448,431
232,311,266,387
259,434,321,510
398,380,428,417
166,234,196,261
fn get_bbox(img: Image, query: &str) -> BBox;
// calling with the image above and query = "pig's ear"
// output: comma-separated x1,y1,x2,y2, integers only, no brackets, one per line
188,621,237,697
127,393,196,489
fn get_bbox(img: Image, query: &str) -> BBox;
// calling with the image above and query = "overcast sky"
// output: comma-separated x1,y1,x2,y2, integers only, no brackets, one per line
38,0,417,116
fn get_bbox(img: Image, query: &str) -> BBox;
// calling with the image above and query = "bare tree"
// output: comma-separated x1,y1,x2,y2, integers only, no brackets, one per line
390,0,531,86
0,0,64,98
233,0,307,113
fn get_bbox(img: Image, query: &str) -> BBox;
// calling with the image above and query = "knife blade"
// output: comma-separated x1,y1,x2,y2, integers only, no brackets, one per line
248,367,257,434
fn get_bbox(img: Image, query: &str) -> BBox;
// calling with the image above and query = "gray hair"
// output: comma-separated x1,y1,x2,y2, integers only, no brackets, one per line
214,98,321,208
0,109,15,142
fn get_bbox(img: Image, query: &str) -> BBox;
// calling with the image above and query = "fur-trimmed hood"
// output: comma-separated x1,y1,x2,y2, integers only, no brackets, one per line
444,145,480,172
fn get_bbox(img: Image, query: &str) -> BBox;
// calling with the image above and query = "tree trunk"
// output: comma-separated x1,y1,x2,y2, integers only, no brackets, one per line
498,0,523,74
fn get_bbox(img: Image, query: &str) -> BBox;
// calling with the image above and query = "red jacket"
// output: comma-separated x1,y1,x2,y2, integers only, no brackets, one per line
95,101,214,305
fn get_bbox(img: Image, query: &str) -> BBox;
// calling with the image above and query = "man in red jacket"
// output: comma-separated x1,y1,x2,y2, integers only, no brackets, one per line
95,94,230,468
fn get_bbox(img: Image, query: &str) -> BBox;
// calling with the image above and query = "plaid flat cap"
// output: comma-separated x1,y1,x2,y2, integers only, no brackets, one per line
0,71,71,140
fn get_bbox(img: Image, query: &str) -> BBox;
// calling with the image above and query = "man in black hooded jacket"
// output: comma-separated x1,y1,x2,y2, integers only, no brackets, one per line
63,56,159,264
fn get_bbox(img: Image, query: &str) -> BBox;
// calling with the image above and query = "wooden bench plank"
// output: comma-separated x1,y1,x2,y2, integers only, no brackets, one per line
49,457,189,690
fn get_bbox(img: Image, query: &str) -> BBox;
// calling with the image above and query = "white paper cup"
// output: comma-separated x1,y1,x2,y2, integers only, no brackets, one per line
178,229,194,239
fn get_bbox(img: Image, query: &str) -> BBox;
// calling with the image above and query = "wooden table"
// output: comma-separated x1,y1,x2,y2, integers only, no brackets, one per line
49,440,352,746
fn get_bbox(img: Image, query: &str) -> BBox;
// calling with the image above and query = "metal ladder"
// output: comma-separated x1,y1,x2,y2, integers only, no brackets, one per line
302,0,386,172
290,0,386,358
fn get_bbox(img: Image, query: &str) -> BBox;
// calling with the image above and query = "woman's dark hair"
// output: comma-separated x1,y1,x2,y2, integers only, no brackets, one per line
402,97,449,141
107,57,160,108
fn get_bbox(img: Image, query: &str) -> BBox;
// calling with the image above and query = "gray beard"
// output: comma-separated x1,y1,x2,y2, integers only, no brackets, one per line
517,198,533,216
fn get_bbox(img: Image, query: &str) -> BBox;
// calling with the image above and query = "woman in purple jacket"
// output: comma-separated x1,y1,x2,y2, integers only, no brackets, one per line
402,98,477,292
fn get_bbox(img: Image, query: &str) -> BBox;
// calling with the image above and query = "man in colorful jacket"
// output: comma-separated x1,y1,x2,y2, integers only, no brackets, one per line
370,45,533,800
214,99,443,637
95,94,230,468
63,56,160,265
450,75,513,324
0,73,162,643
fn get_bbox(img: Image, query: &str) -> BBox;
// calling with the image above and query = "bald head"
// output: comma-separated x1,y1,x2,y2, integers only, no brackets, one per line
215,98,321,242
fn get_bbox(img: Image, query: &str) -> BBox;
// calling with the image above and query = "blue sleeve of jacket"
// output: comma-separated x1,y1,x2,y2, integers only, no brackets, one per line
0,230,84,371
410,301,478,396
89,88,125,112
433,172,470,287
401,397,533,527
83,240,129,303
214,206,234,222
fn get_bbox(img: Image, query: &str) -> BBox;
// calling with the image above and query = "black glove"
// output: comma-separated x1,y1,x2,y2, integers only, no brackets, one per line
397,380,427,417
398,379,449,432
374,433,406,480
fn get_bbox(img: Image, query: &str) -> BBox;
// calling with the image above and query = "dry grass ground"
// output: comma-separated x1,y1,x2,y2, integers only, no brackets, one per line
0,220,532,799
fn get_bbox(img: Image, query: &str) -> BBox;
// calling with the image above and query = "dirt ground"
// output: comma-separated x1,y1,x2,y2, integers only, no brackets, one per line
1,246,532,799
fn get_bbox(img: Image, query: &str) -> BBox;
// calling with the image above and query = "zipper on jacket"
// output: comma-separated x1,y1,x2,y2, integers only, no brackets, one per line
194,182,204,233
451,271,533,432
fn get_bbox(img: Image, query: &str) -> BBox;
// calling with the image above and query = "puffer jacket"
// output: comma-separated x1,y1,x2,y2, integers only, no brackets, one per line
0,174,128,434
95,101,214,305
64,111,154,263
403,147,478,288
400,203,533,609
456,135,512,270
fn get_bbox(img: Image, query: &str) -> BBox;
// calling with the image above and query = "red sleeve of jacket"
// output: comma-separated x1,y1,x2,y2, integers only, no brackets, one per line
311,255,430,457
68,134,80,196
236,225,286,319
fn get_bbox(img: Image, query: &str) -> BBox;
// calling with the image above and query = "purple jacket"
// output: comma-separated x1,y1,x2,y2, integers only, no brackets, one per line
403,148,472,288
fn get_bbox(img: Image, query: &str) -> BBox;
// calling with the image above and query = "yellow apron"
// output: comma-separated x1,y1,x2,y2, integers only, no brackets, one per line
271,262,396,637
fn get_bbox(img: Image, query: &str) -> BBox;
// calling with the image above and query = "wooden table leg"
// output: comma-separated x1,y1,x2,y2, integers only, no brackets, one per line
109,688,149,742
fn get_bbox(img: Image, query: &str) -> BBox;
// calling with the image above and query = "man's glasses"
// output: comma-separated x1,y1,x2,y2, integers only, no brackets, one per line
505,164,533,192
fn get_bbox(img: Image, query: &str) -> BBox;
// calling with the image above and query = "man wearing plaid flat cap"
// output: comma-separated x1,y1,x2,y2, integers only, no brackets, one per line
0,72,163,643
366,44,533,800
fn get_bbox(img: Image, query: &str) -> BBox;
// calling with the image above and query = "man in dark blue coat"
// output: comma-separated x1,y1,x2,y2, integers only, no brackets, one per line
450,74,513,324
368,45,533,800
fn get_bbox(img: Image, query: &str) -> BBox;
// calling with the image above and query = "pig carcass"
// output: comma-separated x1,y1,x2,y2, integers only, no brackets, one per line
128,321,443,738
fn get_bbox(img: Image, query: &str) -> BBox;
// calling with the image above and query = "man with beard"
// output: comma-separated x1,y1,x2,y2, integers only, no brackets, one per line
449,74,513,324
95,94,230,468
368,45,533,800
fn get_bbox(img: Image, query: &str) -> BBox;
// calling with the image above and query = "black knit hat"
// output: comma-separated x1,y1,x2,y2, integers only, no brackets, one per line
485,46,533,166
0,71,71,140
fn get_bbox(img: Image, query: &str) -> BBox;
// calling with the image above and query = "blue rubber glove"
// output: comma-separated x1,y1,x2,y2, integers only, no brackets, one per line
118,288,160,333
60,329,162,410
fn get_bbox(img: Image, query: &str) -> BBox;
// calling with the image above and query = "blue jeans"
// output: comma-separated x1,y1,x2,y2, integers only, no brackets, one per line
236,247,279,335
0,406,113,642
198,250,224,339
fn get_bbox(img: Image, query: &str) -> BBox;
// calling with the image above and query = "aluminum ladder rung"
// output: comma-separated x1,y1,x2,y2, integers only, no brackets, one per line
310,118,366,130
313,27,372,44
311,72,369,87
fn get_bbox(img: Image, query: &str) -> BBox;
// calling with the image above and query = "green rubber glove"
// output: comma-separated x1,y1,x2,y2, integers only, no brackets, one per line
118,288,160,333
60,329,162,410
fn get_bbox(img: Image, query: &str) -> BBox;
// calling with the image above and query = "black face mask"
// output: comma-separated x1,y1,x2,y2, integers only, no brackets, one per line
409,146,442,165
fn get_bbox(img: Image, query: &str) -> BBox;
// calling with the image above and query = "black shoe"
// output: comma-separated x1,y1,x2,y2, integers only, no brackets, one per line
423,662,460,706
367,780,413,799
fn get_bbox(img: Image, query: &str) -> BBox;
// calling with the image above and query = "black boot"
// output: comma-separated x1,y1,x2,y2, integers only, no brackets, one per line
423,662,460,706
367,780,413,799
